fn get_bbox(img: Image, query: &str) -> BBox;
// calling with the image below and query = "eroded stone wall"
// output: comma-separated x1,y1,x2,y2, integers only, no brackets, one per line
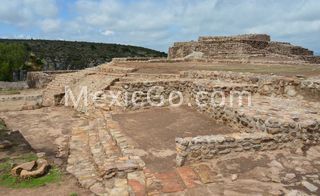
181,70,320,99
168,34,318,64
176,127,320,166
112,80,191,110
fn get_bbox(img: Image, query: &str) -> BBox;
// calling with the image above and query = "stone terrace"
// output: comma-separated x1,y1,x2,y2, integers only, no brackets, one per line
168,34,320,64
27,57,319,195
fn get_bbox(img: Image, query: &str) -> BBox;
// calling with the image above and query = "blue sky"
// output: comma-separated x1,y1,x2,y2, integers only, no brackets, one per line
0,0,320,53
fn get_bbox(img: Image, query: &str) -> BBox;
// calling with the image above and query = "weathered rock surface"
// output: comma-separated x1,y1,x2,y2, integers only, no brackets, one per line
11,159,50,179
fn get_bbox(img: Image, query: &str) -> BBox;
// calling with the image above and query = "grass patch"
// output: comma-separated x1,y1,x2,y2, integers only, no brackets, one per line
0,89,20,95
69,192,78,196
0,153,61,189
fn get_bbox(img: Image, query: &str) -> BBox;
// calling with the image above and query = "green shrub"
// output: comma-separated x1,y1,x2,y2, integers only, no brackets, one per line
0,43,28,81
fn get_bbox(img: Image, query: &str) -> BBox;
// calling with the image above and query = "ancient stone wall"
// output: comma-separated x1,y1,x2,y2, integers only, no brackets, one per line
26,70,79,89
176,127,320,166
42,71,90,106
198,34,271,42
26,72,54,89
0,81,28,90
168,34,318,64
112,80,191,110
0,94,42,111
180,70,320,99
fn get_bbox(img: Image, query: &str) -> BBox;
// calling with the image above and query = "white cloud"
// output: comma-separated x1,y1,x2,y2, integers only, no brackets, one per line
101,30,115,36
0,0,58,27
1,0,320,53
40,19,61,33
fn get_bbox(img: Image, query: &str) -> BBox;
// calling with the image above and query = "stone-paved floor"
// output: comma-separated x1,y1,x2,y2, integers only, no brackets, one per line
144,146,320,195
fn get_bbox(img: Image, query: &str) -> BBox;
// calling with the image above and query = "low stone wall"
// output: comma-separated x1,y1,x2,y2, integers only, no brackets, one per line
125,73,179,80
27,70,79,89
181,70,319,99
198,34,271,42
113,80,191,110
176,127,320,166
26,72,54,89
301,78,320,91
0,94,42,112
112,57,167,63
42,71,89,107
0,81,28,90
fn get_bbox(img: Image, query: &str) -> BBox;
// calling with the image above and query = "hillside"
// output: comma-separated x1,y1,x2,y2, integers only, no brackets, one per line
0,39,167,71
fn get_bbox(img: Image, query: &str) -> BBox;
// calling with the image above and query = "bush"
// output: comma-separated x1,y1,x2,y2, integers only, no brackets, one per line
0,43,28,81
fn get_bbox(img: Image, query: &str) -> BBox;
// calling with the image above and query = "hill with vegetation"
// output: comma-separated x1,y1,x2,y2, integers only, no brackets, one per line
0,39,167,81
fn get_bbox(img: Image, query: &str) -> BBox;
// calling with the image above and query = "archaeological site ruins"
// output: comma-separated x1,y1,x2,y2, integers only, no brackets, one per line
1,34,320,195
168,34,320,64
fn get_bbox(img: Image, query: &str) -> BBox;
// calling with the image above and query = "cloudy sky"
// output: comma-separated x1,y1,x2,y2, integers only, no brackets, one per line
0,0,320,53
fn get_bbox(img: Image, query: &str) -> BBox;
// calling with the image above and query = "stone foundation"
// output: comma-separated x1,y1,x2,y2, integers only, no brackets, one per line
111,80,191,110
175,127,320,166
168,34,319,64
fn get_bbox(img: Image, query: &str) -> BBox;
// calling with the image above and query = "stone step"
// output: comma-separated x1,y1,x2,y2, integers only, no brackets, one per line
88,119,110,174
100,65,137,74
67,118,130,196
106,73,127,78
67,125,101,190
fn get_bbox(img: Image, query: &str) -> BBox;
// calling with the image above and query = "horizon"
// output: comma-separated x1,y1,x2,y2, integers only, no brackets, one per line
1,0,320,53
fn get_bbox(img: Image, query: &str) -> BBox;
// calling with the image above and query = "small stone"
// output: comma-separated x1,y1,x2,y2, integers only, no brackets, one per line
296,75,305,79
284,173,296,182
231,174,238,181
36,152,46,158
90,182,105,195
269,160,284,169
116,161,139,172
53,158,63,166
286,190,306,196
301,180,318,192
193,164,216,184
306,174,318,179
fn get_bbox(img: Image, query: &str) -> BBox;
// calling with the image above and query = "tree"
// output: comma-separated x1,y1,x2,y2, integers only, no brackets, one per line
0,43,28,81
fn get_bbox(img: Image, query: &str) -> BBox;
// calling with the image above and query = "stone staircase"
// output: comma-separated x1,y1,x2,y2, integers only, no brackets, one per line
42,69,96,107
67,111,143,195
42,62,137,108
67,111,229,195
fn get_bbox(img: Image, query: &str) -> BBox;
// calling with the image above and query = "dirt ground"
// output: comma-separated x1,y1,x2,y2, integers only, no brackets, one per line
0,107,91,196
0,107,86,157
116,61,320,76
112,106,237,172
0,175,91,196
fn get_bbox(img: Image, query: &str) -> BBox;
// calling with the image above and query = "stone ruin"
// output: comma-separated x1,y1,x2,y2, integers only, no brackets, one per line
1,34,320,195
168,34,320,64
